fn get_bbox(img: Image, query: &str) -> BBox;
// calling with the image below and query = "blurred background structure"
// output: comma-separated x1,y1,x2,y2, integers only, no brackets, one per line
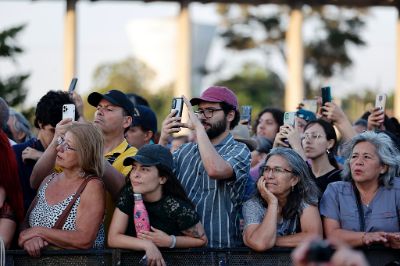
0,0,400,126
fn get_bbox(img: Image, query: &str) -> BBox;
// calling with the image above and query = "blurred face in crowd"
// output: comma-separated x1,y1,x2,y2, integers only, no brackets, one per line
55,131,79,170
93,99,131,136
302,123,334,160
349,141,387,186
256,112,279,141
129,162,166,197
259,155,298,198
125,126,151,149
38,124,56,149
196,102,230,140
294,117,307,133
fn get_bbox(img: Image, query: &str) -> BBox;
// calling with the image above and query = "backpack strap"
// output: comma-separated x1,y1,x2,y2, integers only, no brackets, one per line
53,175,99,230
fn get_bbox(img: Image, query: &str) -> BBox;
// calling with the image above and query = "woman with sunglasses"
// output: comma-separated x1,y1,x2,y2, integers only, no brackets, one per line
242,147,321,251
19,122,105,257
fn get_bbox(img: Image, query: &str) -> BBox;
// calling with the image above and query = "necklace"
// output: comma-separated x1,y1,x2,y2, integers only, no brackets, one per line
360,188,379,207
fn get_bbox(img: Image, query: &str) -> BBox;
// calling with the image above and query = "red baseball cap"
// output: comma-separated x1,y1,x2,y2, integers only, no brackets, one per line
190,86,238,111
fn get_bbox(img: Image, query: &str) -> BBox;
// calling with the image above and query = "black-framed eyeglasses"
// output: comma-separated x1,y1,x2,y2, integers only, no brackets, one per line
57,136,77,152
260,165,293,176
194,108,224,119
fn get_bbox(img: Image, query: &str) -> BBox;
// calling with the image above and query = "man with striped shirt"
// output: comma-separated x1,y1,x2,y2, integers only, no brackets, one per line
159,86,251,248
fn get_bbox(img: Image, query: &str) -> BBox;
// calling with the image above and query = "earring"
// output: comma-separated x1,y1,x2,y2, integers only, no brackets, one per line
79,170,86,178
326,149,330,154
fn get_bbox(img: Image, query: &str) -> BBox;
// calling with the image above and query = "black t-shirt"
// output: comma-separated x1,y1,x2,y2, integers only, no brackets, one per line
116,184,200,237
313,168,342,196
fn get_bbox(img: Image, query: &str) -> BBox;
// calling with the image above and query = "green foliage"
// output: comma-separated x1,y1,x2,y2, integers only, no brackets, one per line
0,24,29,111
215,63,285,116
216,4,366,97
84,57,172,129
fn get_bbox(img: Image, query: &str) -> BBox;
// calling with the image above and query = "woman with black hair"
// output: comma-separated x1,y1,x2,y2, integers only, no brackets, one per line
301,119,342,194
108,144,207,266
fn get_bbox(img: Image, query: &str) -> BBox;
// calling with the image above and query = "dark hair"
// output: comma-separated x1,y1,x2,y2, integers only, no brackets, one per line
34,90,79,128
124,164,193,207
360,111,400,140
156,165,194,206
259,147,319,220
303,119,339,169
220,102,239,129
253,107,284,135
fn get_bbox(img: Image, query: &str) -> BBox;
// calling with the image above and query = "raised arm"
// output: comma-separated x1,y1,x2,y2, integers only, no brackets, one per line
321,102,356,143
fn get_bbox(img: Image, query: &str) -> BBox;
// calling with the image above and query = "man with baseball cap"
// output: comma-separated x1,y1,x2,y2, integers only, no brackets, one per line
159,86,251,248
125,105,158,149
87,89,138,235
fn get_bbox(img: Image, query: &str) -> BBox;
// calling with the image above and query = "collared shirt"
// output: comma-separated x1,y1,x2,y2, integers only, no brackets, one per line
173,133,251,248
320,180,400,232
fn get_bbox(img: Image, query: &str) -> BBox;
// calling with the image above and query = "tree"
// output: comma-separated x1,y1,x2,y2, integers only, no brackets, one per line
0,25,29,107
84,57,173,128
216,4,366,98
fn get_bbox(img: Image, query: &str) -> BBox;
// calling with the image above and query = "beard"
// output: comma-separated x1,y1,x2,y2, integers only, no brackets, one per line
203,117,228,140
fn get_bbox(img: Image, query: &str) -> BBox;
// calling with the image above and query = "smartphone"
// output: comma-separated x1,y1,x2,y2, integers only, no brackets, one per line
171,97,183,118
62,104,76,121
302,99,318,113
68,78,78,94
321,86,332,106
240,105,252,126
375,93,387,111
306,240,335,263
283,112,296,127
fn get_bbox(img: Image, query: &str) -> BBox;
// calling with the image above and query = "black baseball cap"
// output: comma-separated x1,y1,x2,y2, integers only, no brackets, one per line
131,105,157,134
88,89,136,118
123,144,173,172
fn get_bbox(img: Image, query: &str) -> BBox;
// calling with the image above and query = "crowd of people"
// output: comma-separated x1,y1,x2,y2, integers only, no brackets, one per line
0,85,400,265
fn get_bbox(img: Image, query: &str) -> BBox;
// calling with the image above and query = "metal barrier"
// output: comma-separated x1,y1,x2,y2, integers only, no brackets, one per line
5,247,400,266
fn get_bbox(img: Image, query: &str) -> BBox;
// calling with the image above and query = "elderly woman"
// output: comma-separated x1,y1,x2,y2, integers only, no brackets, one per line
320,131,400,249
19,123,105,257
242,147,322,251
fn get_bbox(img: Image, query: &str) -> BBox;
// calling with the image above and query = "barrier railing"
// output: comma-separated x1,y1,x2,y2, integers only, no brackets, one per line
5,247,400,266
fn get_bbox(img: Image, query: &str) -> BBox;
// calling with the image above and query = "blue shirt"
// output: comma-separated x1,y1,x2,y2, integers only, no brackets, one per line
13,138,44,212
173,133,250,248
320,180,400,232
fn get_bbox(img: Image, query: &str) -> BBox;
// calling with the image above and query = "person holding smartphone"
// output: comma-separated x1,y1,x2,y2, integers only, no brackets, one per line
159,86,251,248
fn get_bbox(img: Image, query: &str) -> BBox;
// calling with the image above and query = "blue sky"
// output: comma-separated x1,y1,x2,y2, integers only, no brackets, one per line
0,1,397,108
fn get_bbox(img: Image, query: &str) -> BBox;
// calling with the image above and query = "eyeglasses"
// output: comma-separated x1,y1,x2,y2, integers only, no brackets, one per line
260,166,293,176
57,136,77,152
194,108,224,119
301,133,325,141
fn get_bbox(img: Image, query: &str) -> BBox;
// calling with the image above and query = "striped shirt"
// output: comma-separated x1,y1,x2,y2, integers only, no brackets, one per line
173,133,250,248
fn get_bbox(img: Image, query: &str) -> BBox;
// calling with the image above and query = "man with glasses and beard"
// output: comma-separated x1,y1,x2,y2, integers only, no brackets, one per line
159,86,251,248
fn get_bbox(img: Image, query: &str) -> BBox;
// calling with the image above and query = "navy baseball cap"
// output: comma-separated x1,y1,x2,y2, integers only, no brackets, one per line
131,105,157,134
123,144,173,172
88,90,136,118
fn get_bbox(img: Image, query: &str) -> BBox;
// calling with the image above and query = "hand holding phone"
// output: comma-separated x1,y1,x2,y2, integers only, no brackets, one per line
62,104,76,121
171,97,183,118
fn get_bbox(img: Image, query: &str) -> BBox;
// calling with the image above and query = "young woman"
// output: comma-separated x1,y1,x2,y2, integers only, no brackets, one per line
108,144,207,266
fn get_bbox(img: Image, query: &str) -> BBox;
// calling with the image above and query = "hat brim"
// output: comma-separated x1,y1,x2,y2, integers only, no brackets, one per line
88,92,124,109
123,155,159,167
235,138,257,151
190,96,223,106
